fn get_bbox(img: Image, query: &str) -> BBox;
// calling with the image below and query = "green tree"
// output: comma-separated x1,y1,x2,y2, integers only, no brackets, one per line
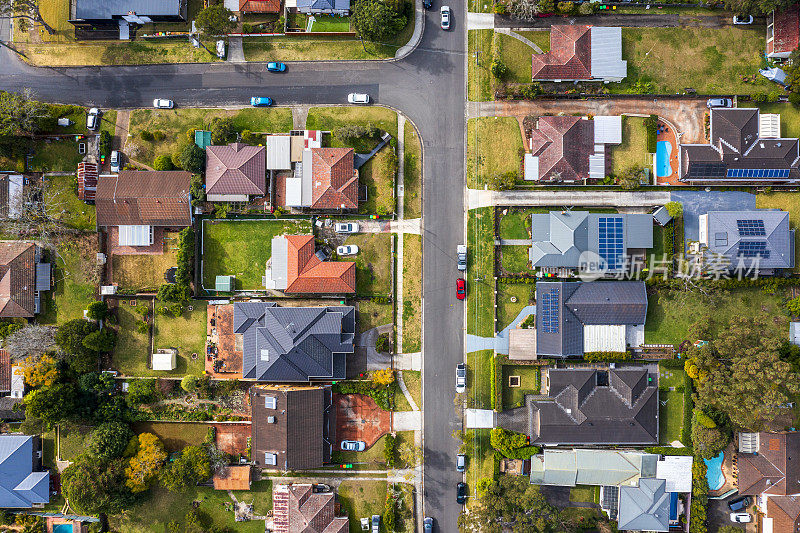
0,0,55,34
181,375,199,393
55,319,100,373
87,422,134,461
664,200,683,218
489,171,517,191
210,117,236,145
159,445,212,492
176,142,205,174
153,154,174,170
722,0,793,16
352,0,406,41
158,283,191,303
24,383,78,427
691,411,729,459
491,59,508,80
0,90,49,136
127,378,157,406
490,428,539,459
82,328,117,353
195,4,237,36
62,455,133,514
787,296,800,317
86,301,109,321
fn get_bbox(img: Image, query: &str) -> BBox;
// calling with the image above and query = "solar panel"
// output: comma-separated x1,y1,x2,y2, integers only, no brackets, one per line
540,288,560,334
736,219,765,236
726,168,790,179
737,241,770,258
688,162,726,178
598,217,624,270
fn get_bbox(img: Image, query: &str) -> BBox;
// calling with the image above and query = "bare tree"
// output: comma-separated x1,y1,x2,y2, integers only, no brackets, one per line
508,0,542,21
0,0,55,35
5,324,56,361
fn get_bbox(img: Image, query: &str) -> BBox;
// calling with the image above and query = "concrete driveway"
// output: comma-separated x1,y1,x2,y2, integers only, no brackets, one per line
494,13,744,29
669,191,756,245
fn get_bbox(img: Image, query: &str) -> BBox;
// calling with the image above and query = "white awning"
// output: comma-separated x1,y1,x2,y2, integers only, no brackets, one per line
583,324,626,352
266,135,292,170
589,154,606,181
285,177,304,207
759,113,781,139
594,116,622,145
118,225,152,246
524,154,539,181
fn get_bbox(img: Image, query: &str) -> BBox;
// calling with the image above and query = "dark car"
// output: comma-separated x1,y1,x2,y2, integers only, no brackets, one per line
423,517,434,532
457,482,468,504
727,496,752,512
456,278,466,300
423,0,432,8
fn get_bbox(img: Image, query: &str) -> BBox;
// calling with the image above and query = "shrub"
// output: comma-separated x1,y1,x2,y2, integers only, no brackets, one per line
489,171,517,191
578,1,595,14
557,1,575,13
375,333,393,353
664,201,683,218
140,130,154,142
384,433,396,467
789,92,800,106
190,174,206,207
127,378,157,406
158,283,190,303
491,59,508,80
538,0,554,12
584,351,631,362
332,380,394,411
153,155,174,171
99,130,112,158
214,203,231,219
242,23,253,33
136,320,150,334
153,130,166,141
490,428,539,458
383,492,396,530
87,300,109,321
175,143,205,174
181,375,199,393
372,368,395,386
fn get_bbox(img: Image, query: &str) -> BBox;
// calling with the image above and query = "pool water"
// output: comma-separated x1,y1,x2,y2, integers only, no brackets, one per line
53,525,73,533
704,452,725,491
656,141,673,178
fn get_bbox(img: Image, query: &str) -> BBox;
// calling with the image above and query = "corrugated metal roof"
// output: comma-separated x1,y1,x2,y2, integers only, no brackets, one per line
270,236,288,289
75,0,183,19
118,225,151,246
760,113,781,139
266,136,292,170
590,27,627,81
589,154,605,181
594,116,622,144
524,154,539,181
35,263,50,292
583,324,626,352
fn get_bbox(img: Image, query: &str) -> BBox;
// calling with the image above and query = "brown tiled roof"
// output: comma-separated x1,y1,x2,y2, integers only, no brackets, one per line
205,143,266,197
272,484,349,533
212,465,251,490
768,495,800,533
0,349,10,393
532,25,592,80
95,171,191,228
770,4,800,56
240,0,281,12
738,432,800,496
77,162,98,202
532,116,593,181
310,148,358,210
283,235,356,294
0,241,36,318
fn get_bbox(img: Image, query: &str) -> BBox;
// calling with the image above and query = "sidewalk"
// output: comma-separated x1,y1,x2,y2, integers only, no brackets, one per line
468,189,671,209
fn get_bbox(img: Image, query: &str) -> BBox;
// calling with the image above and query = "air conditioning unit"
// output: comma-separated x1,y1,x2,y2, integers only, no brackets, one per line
268,416,276,424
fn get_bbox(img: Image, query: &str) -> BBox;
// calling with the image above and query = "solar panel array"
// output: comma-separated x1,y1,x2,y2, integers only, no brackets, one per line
540,288,560,334
736,219,766,236
738,241,771,258
688,162,726,178
598,217,624,270
726,168,790,179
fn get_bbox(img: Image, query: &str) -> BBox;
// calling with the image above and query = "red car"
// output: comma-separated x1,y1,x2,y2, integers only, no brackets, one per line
456,278,466,300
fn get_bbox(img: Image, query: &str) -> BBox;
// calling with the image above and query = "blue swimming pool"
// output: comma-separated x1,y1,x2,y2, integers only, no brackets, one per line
53,525,73,533
704,452,725,491
656,140,673,178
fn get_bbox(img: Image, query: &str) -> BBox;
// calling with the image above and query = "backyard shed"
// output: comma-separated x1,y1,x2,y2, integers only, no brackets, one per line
152,349,177,371
216,275,235,292
790,322,800,346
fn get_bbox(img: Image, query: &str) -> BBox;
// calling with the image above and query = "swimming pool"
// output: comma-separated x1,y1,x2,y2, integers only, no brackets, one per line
656,140,673,178
53,525,73,533
704,452,725,491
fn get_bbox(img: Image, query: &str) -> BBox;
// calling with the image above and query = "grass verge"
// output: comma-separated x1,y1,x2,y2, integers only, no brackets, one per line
403,121,422,219
467,208,495,337
402,234,422,353
468,30,494,102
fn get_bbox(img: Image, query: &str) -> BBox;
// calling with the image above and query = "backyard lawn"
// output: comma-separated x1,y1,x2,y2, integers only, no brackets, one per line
357,300,393,333
610,116,649,175
644,287,785,345
337,480,389,533
403,121,422,219
44,175,96,231
30,138,85,172
58,424,93,461
569,485,600,504
497,282,532,331
516,30,551,52
468,30,494,101
309,15,351,31
343,233,393,296
467,208,495,337
467,350,494,410
659,390,685,446
111,305,151,376
38,236,97,325
112,246,179,293
131,422,210,452
501,364,539,410
152,301,207,376
467,117,523,189
201,219,312,291
658,364,686,391
756,191,800,272
403,234,422,353
496,33,535,83
501,245,530,274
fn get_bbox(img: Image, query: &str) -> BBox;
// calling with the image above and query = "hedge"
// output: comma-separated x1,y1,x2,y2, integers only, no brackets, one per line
584,351,631,362
644,114,658,154
681,372,693,447
643,446,694,456
332,381,394,411
491,354,503,411
384,434,396,468
690,459,709,533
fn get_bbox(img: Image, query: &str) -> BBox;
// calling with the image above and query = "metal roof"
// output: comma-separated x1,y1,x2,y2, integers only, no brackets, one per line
74,0,184,19
270,236,289,290
118,225,151,246
593,116,622,145
652,206,672,226
0,435,50,508
701,210,794,270
589,27,627,81
266,136,292,170
529,449,656,487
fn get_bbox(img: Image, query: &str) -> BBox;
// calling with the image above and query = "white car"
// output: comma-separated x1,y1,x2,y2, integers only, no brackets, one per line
337,245,359,256
456,363,466,393
334,222,360,234
153,99,174,109
86,108,100,131
110,150,121,173
216,39,226,58
340,440,366,451
733,15,753,24
347,93,370,104
730,513,751,523
440,6,451,30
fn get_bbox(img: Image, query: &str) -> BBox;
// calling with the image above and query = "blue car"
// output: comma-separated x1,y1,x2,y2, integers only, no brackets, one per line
266,62,287,72
250,97,273,107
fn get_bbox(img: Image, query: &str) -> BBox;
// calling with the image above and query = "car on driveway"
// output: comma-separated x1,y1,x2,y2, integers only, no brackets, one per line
456,278,466,300
456,482,468,504
250,97,273,107
730,513,751,523
348,93,370,104
267,62,287,72
733,15,753,24
86,108,100,131
153,98,174,109
440,6,451,29
456,363,466,393
340,440,366,451
707,97,732,108
334,222,360,233
216,40,226,58
336,244,359,256
371,515,380,533
423,517,434,532
727,496,751,512
110,150,121,173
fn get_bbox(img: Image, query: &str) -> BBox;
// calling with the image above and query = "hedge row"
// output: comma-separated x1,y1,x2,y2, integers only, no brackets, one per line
681,372,693,448
644,114,658,154
584,351,631,362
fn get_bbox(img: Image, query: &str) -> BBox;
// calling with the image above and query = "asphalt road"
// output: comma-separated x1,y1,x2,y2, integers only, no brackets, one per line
0,8,467,531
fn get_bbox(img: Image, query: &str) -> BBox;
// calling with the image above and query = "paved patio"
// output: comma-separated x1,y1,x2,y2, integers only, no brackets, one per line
334,393,391,450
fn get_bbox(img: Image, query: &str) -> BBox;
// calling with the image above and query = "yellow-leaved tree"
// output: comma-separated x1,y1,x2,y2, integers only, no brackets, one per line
125,433,167,493
22,354,58,388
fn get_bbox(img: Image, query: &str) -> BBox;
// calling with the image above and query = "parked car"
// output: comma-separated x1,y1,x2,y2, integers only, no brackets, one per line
733,15,753,24
336,244,359,256
86,108,100,131
371,515,380,533
423,517,434,532
250,97,273,107
312,483,333,493
456,453,466,472
456,482,468,504
730,513,752,523
727,496,752,512
267,62,287,72
457,244,467,271
216,40,226,58
456,278,466,300
340,440,366,451
423,0,433,8
706,97,733,108
440,5,451,30
153,98,174,109
334,222,360,233
110,150,121,173
348,93,370,104
456,363,466,393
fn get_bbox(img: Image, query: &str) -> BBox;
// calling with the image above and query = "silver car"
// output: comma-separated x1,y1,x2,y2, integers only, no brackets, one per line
86,108,100,131
110,150,121,173
336,244,359,256
340,440,366,451
334,222,360,234
153,98,174,109
456,363,466,393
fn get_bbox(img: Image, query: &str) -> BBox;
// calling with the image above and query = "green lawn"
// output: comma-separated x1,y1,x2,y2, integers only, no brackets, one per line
469,0,493,12
658,364,686,391
758,102,800,139
37,237,97,326
310,15,351,31
243,35,398,61
343,233,393,296
100,110,118,137
112,247,178,293
44,175,96,231
498,208,553,239
648,224,666,271
467,117,523,189
233,480,273,517
359,146,396,216
501,365,539,410
358,300,394,333
659,390,685,446
496,32,535,83
516,30,551,52
468,30,494,102
467,350,494,410
569,485,599,504
152,301,207,376
615,27,772,94
464,428,495,499
497,283,532,332
501,245,530,274
131,422,210,452
331,434,387,469
467,208,495,337
30,138,85,172
201,219,312,290
58,424,92,461
307,107,399,152
756,192,800,272
112,305,151,376
644,287,785,345
20,39,222,67
337,480,388,533
610,116,650,176
402,370,421,409
402,234,422,353
403,121,422,219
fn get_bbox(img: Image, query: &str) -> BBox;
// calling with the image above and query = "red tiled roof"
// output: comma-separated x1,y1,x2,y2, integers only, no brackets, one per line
770,4,799,55
283,235,355,294
0,349,10,393
310,148,358,210
240,0,281,12
531,116,593,181
205,143,266,197
95,171,191,228
77,162,98,202
272,484,348,533
0,242,36,318
532,25,592,80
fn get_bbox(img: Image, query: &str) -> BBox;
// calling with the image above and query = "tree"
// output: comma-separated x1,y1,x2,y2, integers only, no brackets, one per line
87,422,134,461
82,328,117,353
722,0,793,16
397,441,422,468
24,383,78,427
372,367,395,386
195,4,237,37
125,433,167,493
491,59,508,80
55,319,100,373
0,89,49,137
153,154,174,171
86,301,109,321
21,354,58,388
578,1,595,14
127,378,157,406
619,167,646,190
176,142,205,174
352,0,406,41
159,445,212,491
0,320,23,340
508,0,550,20
5,324,55,360
181,375,199,393
158,283,191,303
210,117,236,145
489,171,517,191
0,0,55,34
62,455,133,514
664,200,683,218
787,296,800,317
691,410,729,459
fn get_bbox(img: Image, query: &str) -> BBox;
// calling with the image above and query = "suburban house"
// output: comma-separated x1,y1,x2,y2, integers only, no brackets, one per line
529,211,654,275
533,281,648,357
0,241,51,318
0,434,50,508
233,302,355,381
95,170,191,254
697,210,794,275
294,0,350,15
679,108,800,184
250,385,335,470
68,0,188,39
284,147,358,210
523,115,622,182
531,25,627,82
0,349,23,421
616,478,671,532
264,234,356,294
0,173,24,219
77,162,98,203
236,0,282,14
205,143,266,202
498,367,659,445
767,4,799,59
270,484,348,532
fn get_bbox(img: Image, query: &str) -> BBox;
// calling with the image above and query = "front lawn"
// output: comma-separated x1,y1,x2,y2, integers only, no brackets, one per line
343,233,393,296
467,208,495,337
659,390,685,446
337,480,388,533
306,106,399,152
331,434,387,469
243,35,397,61
310,15,351,31
44,175,96,231
497,282,532,331
501,245,530,274
131,422,210,452
516,30,551,52
501,364,539,410
38,236,97,326
467,350,494,410
403,121,422,219
401,370,421,409
58,424,92,461
496,32,535,83
152,301,207,376
756,192,800,272
468,30,494,102
201,219,312,291
610,116,649,176
112,305,151,376
357,300,394,333
467,117,523,189
19,39,222,67
402,234,422,353
112,247,179,293
30,138,85,172
359,146,397,216
499,209,534,240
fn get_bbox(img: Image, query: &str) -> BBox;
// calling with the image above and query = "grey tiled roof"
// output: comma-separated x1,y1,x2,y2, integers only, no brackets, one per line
618,478,670,532
703,210,794,270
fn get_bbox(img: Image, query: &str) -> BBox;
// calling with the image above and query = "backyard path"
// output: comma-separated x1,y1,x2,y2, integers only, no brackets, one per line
495,28,543,53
